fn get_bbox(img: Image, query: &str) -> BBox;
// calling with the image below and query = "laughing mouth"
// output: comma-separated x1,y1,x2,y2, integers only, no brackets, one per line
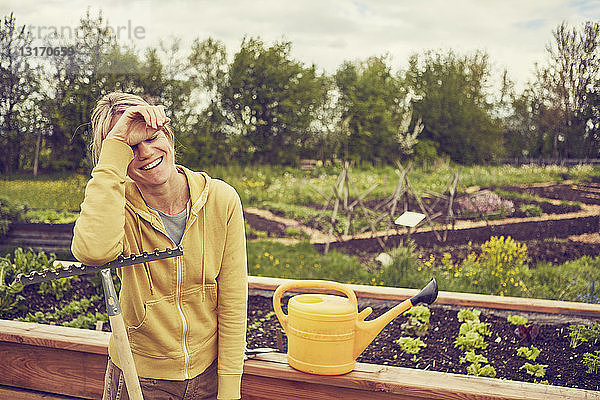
141,157,163,171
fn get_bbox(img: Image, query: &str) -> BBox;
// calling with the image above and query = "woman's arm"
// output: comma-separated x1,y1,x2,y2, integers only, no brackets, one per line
216,188,248,400
71,139,134,265
71,105,169,265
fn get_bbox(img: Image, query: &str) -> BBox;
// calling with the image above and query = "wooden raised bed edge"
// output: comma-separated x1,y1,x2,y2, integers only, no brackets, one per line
249,276,600,318
0,276,599,400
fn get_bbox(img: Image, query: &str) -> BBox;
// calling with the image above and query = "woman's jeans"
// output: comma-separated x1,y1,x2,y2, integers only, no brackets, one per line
102,358,218,400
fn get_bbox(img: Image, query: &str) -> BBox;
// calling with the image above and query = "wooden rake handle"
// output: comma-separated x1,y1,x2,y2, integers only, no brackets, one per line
100,269,143,400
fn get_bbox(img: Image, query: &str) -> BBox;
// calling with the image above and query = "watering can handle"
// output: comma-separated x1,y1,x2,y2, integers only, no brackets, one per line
272,280,358,333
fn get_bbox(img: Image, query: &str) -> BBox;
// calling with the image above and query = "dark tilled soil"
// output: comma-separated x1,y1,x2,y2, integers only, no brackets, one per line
247,294,600,391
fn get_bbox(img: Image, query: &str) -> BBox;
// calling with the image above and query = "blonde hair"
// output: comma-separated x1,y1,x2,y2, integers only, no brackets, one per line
90,92,175,164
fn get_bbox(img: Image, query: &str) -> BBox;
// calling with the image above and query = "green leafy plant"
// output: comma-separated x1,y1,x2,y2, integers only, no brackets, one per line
455,309,491,351
520,363,548,378
466,362,497,378
401,305,431,337
455,330,489,351
459,320,492,338
516,346,541,361
63,312,108,330
457,308,481,322
507,315,528,325
568,323,600,348
459,350,488,365
0,248,74,313
18,295,103,324
0,257,25,313
248,311,276,332
459,351,496,377
395,336,426,354
582,351,600,374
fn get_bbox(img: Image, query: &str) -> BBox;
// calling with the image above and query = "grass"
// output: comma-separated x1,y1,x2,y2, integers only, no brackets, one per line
0,174,87,211
3,163,599,212
247,240,371,284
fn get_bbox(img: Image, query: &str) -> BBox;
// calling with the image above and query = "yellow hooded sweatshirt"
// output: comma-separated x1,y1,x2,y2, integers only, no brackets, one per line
71,139,248,400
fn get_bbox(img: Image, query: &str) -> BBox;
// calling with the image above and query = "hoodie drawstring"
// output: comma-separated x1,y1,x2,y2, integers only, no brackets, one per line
135,213,155,295
201,206,206,302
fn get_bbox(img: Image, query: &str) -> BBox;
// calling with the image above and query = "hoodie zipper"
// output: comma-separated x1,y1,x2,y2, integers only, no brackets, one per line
150,211,197,380
175,250,190,379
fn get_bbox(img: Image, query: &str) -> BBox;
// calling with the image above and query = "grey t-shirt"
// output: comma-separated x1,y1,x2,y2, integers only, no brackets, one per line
153,207,187,245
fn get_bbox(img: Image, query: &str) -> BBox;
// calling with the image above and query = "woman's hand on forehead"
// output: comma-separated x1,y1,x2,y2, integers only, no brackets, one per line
106,105,170,146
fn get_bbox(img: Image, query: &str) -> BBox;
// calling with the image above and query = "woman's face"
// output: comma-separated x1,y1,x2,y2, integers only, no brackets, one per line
109,113,177,188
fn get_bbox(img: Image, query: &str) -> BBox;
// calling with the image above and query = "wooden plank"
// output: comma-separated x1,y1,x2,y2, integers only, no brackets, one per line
248,276,600,318
0,385,87,400
1,320,599,400
0,320,109,354
243,353,600,400
0,340,105,399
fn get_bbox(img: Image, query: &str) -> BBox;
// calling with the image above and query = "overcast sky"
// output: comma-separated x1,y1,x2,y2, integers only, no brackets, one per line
3,0,600,91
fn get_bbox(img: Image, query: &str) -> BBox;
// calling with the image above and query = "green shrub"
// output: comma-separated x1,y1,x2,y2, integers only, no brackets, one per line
376,242,428,289
519,204,542,217
0,197,26,240
0,248,73,314
283,226,306,239
0,197,26,221
24,209,78,224
526,257,600,303
423,237,529,297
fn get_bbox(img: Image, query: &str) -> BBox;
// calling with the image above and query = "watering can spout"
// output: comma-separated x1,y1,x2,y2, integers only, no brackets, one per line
353,278,438,359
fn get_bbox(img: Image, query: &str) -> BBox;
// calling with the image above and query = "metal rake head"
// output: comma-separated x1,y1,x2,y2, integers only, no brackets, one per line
18,247,183,285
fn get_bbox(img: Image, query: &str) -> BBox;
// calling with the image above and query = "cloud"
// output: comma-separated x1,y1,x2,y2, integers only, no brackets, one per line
3,0,598,89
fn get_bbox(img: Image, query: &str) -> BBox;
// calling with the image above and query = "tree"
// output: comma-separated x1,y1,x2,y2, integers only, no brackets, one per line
0,13,39,174
220,38,326,165
180,37,231,167
41,9,129,171
306,76,346,164
543,21,600,158
404,49,504,164
334,56,414,164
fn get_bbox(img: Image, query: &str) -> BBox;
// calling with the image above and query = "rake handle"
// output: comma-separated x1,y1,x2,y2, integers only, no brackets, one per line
101,269,143,400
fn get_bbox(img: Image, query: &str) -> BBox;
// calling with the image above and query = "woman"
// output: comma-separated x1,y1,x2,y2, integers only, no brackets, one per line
71,92,248,400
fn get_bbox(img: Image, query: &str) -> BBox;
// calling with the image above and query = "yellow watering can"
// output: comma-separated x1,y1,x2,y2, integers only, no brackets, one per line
273,278,438,375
